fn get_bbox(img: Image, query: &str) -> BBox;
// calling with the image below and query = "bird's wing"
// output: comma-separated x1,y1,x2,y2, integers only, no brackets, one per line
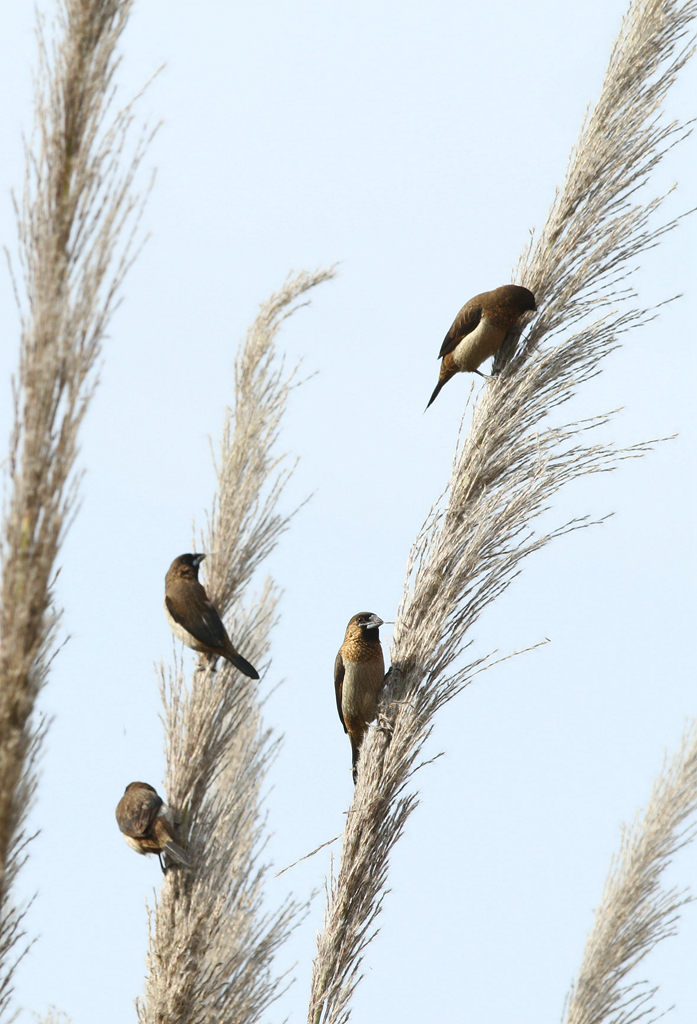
165,582,229,649
334,650,347,733
118,788,162,838
438,301,482,358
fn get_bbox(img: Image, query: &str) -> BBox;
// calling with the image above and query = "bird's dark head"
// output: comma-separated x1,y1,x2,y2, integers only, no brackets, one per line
123,781,156,796
347,611,384,640
490,284,537,315
166,552,206,582
511,285,536,312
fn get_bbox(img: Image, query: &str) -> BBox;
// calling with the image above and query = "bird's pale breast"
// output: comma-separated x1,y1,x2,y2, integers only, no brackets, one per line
452,318,505,372
341,656,384,727
164,600,201,650
124,835,148,855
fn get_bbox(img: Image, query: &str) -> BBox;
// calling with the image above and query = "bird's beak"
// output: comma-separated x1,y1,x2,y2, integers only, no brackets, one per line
193,553,206,567
366,615,383,629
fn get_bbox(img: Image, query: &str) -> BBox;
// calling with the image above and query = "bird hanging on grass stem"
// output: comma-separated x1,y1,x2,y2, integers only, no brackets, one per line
426,284,536,408
115,781,191,872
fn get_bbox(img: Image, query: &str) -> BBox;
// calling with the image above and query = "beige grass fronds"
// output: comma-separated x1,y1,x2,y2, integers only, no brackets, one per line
138,268,336,1024
307,1,695,1021
0,0,150,1014
563,724,697,1024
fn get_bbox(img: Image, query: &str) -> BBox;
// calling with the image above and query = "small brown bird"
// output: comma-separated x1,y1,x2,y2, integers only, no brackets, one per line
334,612,385,784
115,781,191,870
164,553,259,679
426,284,536,407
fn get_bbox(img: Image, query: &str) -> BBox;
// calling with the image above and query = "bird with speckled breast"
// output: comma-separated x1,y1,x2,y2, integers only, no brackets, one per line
427,284,536,407
334,612,385,784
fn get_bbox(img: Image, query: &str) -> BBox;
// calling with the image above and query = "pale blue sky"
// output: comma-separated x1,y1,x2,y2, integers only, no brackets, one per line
0,2,695,1022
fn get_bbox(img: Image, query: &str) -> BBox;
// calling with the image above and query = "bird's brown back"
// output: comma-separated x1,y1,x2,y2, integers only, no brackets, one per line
165,563,231,653
439,284,536,358
116,782,161,838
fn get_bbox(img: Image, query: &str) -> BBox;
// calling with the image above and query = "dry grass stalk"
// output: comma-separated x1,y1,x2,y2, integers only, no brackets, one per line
34,1009,72,1024
138,268,336,1024
307,1,696,1021
0,0,148,1014
563,725,697,1024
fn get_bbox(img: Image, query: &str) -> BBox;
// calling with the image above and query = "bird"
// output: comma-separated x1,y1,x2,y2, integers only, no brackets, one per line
115,781,191,871
164,553,259,679
426,284,536,408
334,612,385,784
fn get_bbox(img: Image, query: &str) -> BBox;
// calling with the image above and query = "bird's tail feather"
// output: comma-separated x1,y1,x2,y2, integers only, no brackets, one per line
426,378,445,409
164,839,192,868
351,742,360,786
230,652,260,680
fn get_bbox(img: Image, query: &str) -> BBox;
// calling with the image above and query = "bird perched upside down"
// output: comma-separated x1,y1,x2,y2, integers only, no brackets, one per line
115,781,191,871
334,612,385,784
426,284,536,407
164,553,259,679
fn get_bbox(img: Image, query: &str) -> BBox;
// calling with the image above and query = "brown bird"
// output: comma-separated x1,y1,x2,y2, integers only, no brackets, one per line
164,553,259,679
334,612,385,784
115,781,191,871
426,284,536,407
